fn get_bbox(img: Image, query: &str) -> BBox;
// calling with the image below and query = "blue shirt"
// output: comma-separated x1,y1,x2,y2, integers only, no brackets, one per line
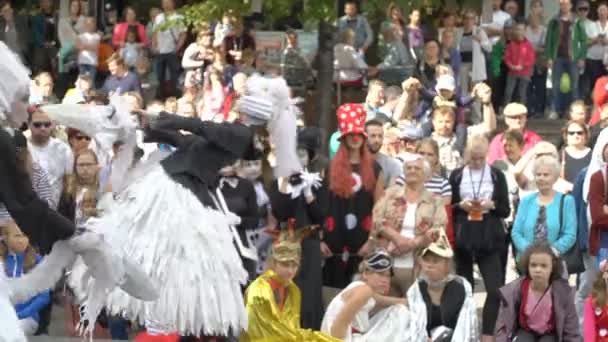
512,192,577,256
5,253,51,322
102,71,142,95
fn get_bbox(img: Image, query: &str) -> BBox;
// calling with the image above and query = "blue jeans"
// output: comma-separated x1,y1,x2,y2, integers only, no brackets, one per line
551,57,580,115
155,53,179,98
107,316,129,340
78,64,97,83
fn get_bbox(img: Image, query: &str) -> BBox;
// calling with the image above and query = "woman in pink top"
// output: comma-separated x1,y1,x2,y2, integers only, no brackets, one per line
584,259,608,342
495,242,580,342
112,7,148,49
200,67,228,121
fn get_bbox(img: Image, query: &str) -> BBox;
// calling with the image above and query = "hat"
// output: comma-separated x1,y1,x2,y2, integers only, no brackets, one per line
503,103,528,117
400,125,424,140
364,250,393,272
270,219,312,264
421,230,453,259
435,74,456,93
337,103,366,139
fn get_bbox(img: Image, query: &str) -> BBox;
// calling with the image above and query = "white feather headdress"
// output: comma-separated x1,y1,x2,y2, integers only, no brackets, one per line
238,75,302,177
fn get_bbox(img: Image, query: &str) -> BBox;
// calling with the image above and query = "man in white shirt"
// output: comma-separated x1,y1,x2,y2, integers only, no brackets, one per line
152,0,186,99
484,0,512,46
27,109,73,207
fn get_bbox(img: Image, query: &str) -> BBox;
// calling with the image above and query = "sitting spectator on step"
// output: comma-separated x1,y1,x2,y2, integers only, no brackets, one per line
488,103,542,165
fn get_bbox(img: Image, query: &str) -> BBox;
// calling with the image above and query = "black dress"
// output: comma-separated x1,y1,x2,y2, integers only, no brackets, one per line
268,178,326,330
419,279,466,335
322,163,380,289
220,176,260,283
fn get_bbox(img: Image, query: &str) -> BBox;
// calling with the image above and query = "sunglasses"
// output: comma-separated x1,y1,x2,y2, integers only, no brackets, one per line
32,121,52,128
568,131,584,136
75,135,91,141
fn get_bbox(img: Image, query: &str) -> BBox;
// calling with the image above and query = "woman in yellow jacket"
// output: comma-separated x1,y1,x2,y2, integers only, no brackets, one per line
240,229,339,342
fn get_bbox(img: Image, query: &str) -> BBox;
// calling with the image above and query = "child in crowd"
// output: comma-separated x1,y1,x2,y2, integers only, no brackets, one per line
1,220,51,336
214,12,234,47
164,97,178,114
503,20,536,107
135,56,159,105
121,27,142,70
495,242,580,341
584,259,608,342
77,17,101,82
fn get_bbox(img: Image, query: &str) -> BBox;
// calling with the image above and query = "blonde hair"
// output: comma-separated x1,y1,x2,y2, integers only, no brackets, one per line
0,221,37,274
464,134,489,161
64,149,100,203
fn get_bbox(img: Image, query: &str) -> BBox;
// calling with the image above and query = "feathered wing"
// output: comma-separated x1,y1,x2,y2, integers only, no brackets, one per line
0,269,26,342
41,95,138,192
7,240,77,304
0,41,30,127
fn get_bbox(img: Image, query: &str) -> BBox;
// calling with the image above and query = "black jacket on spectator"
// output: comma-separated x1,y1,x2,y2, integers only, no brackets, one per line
449,165,510,253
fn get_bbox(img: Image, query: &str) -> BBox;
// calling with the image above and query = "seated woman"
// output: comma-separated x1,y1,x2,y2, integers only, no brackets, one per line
240,229,339,341
1,220,51,336
321,250,410,341
495,242,580,342
407,230,478,341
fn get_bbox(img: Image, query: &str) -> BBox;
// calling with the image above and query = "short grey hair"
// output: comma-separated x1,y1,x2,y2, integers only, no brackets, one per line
404,157,432,180
533,155,561,179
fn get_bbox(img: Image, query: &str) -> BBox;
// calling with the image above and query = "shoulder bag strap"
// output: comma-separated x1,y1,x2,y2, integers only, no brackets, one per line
558,194,565,236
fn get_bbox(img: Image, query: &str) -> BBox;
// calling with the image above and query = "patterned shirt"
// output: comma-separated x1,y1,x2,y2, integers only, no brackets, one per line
0,163,55,224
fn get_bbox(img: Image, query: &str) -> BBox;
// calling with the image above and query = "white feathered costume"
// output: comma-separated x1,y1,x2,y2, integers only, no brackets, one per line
0,40,157,340
56,75,304,337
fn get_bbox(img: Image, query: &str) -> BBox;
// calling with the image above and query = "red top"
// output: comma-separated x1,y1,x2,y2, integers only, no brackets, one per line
504,39,536,77
589,169,608,255
590,76,608,126
112,22,149,49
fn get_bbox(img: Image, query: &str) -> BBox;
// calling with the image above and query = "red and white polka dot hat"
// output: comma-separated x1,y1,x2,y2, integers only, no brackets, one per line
336,103,367,140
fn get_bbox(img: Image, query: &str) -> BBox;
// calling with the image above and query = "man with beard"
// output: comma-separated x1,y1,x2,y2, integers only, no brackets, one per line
365,119,401,187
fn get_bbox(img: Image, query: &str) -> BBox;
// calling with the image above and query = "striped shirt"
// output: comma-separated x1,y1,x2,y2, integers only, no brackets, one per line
395,174,452,199
0,163,55,224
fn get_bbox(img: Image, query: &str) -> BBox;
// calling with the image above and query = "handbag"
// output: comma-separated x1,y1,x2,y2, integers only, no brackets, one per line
558,194,585,274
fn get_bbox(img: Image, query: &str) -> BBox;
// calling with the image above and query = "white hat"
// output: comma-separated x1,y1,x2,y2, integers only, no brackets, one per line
435,75,456,93
503,102,528,117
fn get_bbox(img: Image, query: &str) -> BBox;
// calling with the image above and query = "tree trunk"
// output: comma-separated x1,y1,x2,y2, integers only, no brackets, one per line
316,19,336,158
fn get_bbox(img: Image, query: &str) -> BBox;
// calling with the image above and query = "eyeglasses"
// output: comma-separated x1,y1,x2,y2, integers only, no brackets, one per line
76,163,97,168
31,121,52,128
578,7,589,11
568,131,584,136
75,135,91,141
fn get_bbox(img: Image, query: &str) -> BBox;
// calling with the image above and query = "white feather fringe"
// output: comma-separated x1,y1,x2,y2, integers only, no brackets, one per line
69,166,249,336
0,269,27,342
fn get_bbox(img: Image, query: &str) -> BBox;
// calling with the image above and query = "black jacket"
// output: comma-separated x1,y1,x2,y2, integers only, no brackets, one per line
449,165,510,252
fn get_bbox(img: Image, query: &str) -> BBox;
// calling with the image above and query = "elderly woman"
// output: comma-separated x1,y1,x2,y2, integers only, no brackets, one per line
512,155,577,263
373,153,447,296
513,141,572,196
321,250,410,341
407,230,479,341
449,134,510,342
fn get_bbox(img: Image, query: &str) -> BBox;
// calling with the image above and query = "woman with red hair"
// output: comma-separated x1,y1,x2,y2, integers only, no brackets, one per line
322,103,385,291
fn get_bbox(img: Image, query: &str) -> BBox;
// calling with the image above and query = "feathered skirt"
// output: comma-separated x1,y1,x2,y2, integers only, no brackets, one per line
69,165,248,337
